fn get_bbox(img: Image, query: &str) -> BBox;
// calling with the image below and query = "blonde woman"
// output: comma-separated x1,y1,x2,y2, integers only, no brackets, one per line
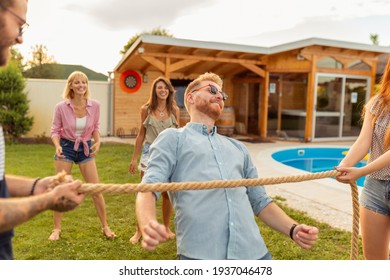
49,71,115,241
128,76,180,244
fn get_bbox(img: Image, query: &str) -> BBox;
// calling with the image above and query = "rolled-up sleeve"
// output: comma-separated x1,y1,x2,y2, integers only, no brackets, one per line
92,101,100,133
241,144,273,215
51,104,63,138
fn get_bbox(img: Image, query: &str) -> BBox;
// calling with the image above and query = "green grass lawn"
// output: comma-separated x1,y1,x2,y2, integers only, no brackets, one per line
5,142,363,260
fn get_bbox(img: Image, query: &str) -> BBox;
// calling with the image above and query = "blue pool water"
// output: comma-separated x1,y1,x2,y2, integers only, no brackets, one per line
271,147,366,187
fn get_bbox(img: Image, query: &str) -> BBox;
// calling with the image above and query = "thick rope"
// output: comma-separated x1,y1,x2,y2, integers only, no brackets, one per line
80,170,340,194
349,181,360,260
53,169,360,259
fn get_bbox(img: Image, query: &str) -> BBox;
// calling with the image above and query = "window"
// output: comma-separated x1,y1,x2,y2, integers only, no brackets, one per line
347,60,371,71
317,57,343,69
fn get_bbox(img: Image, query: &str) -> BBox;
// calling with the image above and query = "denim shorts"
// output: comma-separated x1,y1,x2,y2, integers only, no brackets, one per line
360,176,390,216
138,143,151,172
54,138,94,165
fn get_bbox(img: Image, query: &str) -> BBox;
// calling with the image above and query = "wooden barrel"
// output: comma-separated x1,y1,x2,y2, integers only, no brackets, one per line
179,107,190,127
216,106,235,136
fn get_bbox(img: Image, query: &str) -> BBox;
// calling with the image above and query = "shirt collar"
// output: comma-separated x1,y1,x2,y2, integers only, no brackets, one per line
186,122,217,136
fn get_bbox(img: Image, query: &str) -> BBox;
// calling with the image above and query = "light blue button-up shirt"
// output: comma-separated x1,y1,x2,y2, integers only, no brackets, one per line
142,122,273,259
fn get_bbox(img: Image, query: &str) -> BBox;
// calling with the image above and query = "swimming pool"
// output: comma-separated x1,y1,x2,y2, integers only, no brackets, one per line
271,147,366,187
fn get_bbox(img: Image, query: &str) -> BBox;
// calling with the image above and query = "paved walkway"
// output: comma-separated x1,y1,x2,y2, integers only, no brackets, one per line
102,136,357,232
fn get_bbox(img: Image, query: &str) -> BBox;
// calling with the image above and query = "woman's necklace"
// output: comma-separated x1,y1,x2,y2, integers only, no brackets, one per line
157,106,166,117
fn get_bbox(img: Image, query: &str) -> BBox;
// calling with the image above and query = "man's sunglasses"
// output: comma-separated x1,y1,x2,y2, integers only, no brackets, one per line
190,84,228,101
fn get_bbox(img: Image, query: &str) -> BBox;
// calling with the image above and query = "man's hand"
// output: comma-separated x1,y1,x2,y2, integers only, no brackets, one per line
141,220,169,251
291,224,319,249
33,174,73,195
49,180,85,212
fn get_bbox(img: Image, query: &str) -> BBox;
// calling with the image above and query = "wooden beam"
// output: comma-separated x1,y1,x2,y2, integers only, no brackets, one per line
141,52,265,65
267,68,310,73
170,59,199,72
223,67,247,77
232,77,262,83
216,63,244,76
183,61,209,76
240,63,266,77
316,68,371,76
301,48,377,61
141,56,165,72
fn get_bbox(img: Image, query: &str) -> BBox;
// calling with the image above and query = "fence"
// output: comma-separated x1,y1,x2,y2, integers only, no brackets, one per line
25,79,112,138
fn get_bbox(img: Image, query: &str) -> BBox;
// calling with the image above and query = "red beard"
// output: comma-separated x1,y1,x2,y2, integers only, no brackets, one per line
195,98,224,121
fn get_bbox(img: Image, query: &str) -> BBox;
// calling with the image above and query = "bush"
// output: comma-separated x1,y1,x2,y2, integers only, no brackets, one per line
0,63,33,141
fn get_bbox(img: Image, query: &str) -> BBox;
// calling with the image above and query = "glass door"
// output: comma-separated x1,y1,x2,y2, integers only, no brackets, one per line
314,74,369,139
342,78,368,137
314,76,343,138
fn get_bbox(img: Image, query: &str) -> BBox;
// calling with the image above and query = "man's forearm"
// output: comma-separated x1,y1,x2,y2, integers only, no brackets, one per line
136,192,158,234
5,175,38,197
0,193,55,232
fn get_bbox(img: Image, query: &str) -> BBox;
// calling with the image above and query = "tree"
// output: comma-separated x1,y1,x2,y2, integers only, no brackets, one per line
24,44,58,79
10,47,25,72
120,27,173,55
27,44,56,67
370,33,379,45
0,63,33,141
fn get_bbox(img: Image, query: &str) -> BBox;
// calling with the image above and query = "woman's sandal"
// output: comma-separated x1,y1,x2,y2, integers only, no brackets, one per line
48,229,61,241
102,226,116,239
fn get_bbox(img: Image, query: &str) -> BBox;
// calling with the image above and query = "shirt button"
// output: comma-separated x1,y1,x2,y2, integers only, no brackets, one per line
230,222,234,226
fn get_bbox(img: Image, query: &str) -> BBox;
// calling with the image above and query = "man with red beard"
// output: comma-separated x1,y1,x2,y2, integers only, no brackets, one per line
0,0,85,260
136,72,319,260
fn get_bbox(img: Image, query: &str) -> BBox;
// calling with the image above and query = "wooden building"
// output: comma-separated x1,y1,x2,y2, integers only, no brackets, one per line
112,35,390,142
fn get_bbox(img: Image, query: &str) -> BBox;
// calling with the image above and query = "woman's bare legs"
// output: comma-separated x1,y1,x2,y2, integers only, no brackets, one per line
162,191,175,239
48,160,73,241
79,160,115,239
130,170,144,244
129,205,142,244
360,207,390,259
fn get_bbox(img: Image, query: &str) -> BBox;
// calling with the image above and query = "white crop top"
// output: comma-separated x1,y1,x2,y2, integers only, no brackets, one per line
75,117,86,136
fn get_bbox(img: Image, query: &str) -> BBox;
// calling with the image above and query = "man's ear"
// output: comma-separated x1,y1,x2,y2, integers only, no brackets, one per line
186,92,195,104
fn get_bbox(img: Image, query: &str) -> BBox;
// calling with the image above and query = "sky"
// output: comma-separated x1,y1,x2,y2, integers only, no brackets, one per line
17,0,390,75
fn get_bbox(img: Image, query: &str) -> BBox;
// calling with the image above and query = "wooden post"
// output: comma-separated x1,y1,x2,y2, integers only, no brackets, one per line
276,76,283,135
260,71,269,138
304,55,317,142
370,59,377,97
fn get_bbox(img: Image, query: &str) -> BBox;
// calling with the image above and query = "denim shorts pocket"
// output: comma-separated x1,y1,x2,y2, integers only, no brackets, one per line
60,138,71,147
